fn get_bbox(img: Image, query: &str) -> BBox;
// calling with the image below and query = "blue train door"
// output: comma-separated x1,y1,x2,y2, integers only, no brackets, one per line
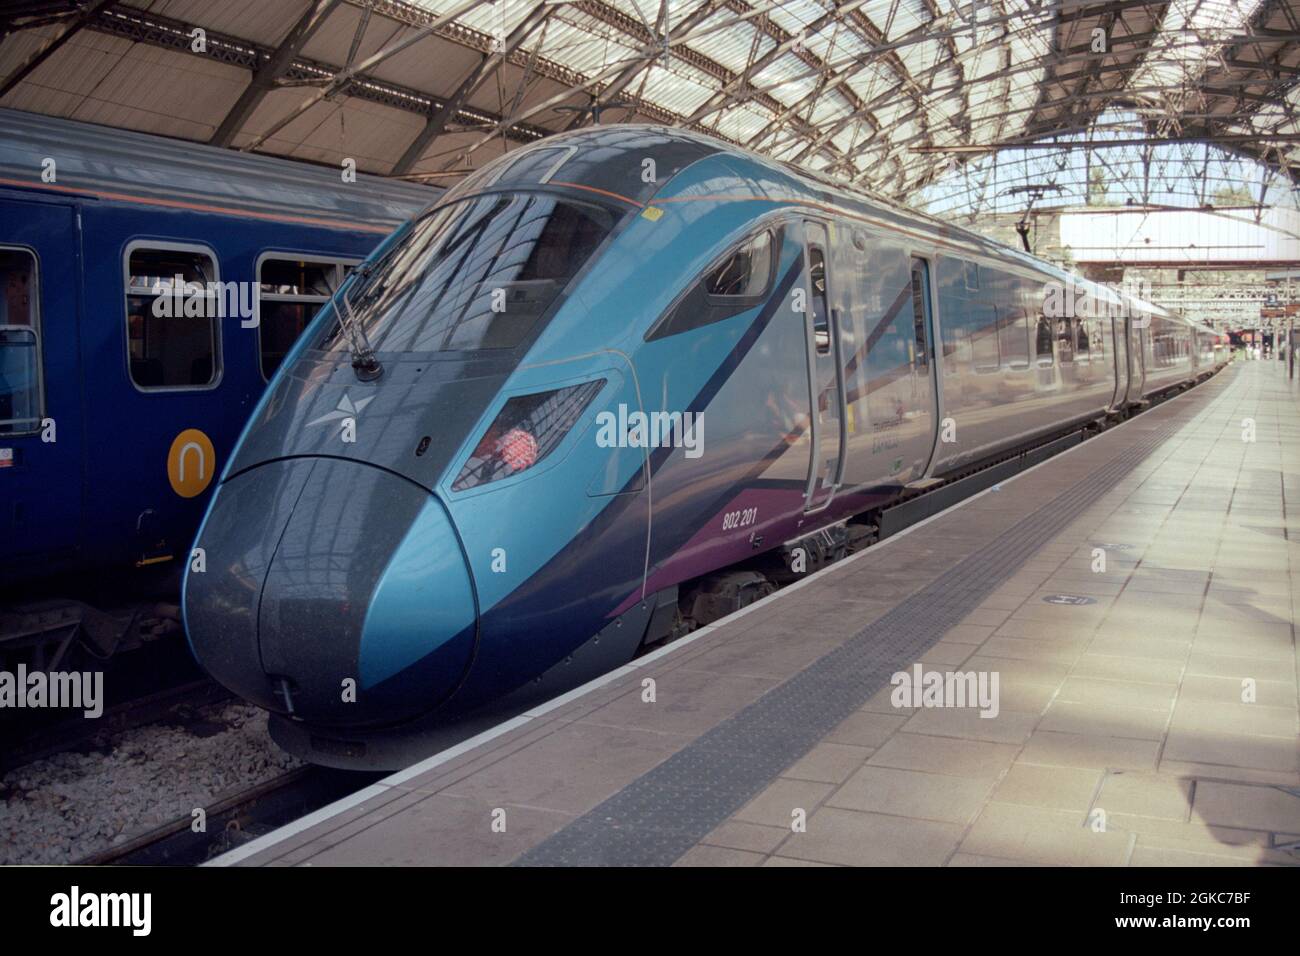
0,196,83,573
1110,315,1129,407
907,256,940,477
1129,315,1146,398
801,220,846,514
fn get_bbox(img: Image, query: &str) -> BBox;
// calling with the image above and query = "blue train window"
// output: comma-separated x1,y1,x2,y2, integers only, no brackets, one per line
0,249,41,435
647,229,777,341
1056,317,1075,363
257,257,353,380
125,246,220,390
997,306,1030,368
1035,316,1054,364
1076,319,1091,363
807,243,830,355
972,309,1000,372
706,231,773,299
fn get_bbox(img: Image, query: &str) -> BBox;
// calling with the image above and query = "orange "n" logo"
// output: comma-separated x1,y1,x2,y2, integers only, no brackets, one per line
167,428,216,498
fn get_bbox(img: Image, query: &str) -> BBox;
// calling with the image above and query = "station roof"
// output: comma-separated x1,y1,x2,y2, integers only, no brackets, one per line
1,0,1298,201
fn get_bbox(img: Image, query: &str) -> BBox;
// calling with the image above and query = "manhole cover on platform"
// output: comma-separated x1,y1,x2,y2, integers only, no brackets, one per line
1042,594,1098,606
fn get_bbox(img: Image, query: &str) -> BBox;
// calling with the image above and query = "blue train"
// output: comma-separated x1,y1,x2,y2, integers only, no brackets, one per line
184,126,1226,768
0,108,433,663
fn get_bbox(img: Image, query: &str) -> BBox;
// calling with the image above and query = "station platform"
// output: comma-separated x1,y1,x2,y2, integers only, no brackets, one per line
217,360,1300,867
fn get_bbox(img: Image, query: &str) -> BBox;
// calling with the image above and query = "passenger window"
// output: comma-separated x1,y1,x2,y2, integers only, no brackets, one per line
1035,316,1053,365
998,306,1029,367
646,229,778,341
258,258,352,379
807,243,830,354
972,309,1000,372
1056,317,1074,364
1076,320,1090,363
706,231,772,298
126,247,219,389
963,261,979,291
0,249,41,435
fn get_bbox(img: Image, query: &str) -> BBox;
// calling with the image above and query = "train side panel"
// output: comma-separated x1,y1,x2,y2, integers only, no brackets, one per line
1138,312,1196,399
929,257,1118,476
0,192,84,576
2,195,396,582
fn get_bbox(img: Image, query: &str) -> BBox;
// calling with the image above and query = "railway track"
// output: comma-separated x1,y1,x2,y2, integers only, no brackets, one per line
78,765,380,866
2,678,231,772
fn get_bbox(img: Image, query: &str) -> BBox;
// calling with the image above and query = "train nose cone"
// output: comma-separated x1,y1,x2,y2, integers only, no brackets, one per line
185,458,477,727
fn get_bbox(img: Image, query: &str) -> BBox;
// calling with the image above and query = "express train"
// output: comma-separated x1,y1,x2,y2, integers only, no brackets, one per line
0,108,433,665
183,125,1227,768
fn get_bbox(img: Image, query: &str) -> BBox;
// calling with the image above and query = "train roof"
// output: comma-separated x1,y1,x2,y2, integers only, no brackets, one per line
0,107,436,230
458,124,1213,335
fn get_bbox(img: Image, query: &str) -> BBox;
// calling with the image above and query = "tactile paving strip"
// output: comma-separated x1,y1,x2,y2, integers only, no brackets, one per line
516,374,1238,866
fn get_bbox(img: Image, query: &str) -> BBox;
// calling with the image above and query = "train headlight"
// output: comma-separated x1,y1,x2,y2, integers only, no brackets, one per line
452,380,605,491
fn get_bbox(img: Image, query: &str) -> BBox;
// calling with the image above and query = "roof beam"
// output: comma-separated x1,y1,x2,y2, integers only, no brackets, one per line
241,0,494,153
561,0,726,131
912,132,1300,152
450,2,806,162
209,0,341,148
679,0,871,129
390,0,553,174
0,0,117,98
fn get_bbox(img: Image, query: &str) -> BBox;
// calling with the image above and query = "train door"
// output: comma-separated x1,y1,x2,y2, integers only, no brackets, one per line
1109,314,1129,407
801,220,846,514
907,256,941,477
0,196,84,577
1128,315,1146,399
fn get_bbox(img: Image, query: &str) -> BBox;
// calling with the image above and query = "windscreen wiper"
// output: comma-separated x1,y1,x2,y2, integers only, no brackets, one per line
333,265,383,382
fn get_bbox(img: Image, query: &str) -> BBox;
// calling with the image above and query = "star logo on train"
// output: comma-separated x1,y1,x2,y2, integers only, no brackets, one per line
307,392,375,427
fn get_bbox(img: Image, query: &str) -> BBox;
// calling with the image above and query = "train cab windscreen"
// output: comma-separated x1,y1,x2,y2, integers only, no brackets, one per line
318,192,616,356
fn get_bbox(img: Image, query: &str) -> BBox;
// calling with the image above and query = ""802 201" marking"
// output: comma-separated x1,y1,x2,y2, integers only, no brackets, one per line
721,507,758,531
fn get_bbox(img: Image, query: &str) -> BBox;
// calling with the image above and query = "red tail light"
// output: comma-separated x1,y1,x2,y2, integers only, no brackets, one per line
452,380,604,491
496,428,539,473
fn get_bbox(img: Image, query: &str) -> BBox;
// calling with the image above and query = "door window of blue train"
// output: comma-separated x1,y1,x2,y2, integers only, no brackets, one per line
257,257,353,380
998,306,1030,368
972,305,999,372
1035,315,1053,364
909,259,931,374
1075,318,1091,363
125,246,220,389
646,229,776,340
0,249,41,435
1056,317,1074,363
808,243,830,354
329,193,615,354
867,259,929,425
